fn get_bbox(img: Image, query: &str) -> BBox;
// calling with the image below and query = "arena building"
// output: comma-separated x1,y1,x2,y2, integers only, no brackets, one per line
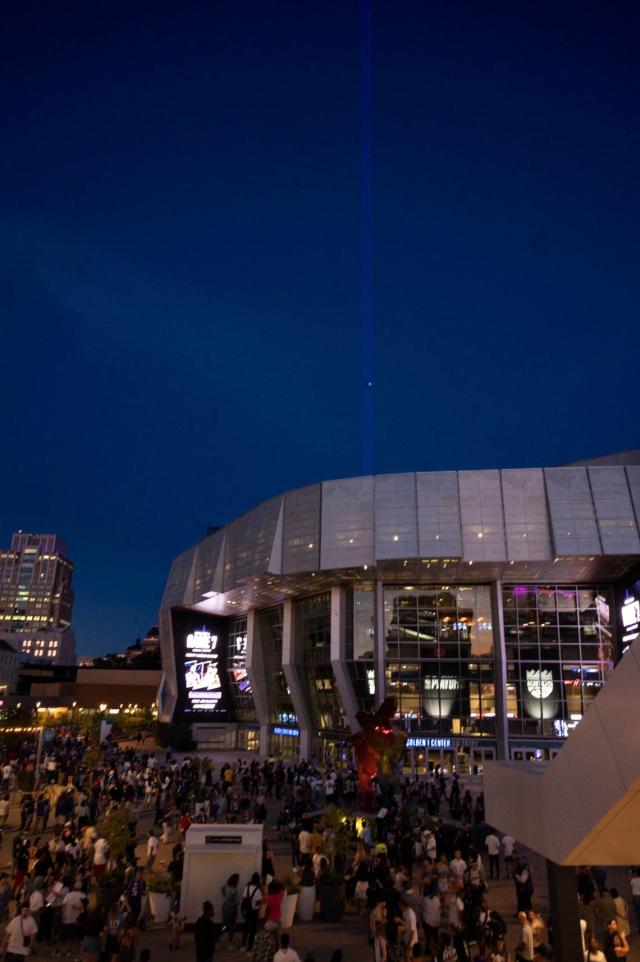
158,452,640,768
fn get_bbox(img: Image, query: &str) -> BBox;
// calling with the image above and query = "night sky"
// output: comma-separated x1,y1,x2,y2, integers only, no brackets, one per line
2,1,639,655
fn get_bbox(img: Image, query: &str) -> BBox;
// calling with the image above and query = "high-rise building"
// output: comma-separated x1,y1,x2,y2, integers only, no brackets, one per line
0,532,76,665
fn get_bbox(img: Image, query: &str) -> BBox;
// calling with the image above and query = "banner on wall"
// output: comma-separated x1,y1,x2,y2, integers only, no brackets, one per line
523,665,560,719
172,609,233,721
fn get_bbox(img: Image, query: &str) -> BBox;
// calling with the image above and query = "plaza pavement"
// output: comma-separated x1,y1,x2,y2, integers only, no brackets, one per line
2,755,639,962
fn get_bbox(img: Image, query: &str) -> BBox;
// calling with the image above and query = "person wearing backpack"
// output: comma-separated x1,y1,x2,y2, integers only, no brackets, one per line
241,872,263,953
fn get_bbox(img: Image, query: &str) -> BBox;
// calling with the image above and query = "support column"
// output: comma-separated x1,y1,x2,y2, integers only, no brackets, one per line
546,860,582,962
330,586,360,732
490,581,509,761
281,599,313,759
246,609,270,757
374,580,387,705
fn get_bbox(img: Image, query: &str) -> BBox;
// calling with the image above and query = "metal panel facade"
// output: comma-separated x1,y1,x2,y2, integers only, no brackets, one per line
282,484,321,574
626,467,640,530
374,473,418,560
459,470,507,561
416,471,463,558
320,476,374,569
544,467,602,556
161,545,197,608
588,467,640,554
193,530,225,599
501,468,552,561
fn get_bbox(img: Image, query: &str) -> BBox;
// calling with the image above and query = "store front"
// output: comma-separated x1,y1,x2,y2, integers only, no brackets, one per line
405,735,497,774
269,724,300,760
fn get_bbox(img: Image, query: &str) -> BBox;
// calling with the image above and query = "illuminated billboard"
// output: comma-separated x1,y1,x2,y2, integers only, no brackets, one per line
172,610,232,720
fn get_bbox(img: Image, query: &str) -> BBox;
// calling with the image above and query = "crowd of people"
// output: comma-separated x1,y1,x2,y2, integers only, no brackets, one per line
0,730,636,962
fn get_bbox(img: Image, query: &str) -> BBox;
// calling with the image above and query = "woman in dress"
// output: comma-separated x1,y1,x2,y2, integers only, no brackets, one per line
221,873,240,949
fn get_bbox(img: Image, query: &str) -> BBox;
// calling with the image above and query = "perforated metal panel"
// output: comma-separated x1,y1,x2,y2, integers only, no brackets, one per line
416,471,462,558
161,545,197,608
626,467,640,530
544,467,602,556
235,496,283,582
501,468,552,561
588,467,640,554
193,529,225,599
282,484,321,574
459,470,507,561
320,476,374,569
375,473,418,560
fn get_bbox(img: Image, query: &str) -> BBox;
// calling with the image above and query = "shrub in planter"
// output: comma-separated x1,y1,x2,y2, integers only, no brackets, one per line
148,876,174,924
97,806,135,862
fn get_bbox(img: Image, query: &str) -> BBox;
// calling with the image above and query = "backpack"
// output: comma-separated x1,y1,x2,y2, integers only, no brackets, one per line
241,885,259,916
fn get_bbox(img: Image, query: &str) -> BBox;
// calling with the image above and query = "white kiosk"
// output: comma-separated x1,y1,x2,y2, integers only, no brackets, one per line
180,823,264,924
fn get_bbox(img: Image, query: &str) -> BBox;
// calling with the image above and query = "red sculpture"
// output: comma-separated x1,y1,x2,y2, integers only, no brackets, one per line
351,697,406,811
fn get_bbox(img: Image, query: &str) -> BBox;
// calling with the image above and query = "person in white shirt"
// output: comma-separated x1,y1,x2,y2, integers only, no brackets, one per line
297,827,312,859
515,911,534,962
146,830,159,872
273,933,302,962
92,836,109,877
421,889,441,951
501,834,515,879
399,904,418,962
584,934,606,961
1,904,38,957
449,850,466,881
485,831,501,879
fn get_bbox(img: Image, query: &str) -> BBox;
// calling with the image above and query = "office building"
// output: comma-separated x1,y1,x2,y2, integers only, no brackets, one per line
0,532,76,665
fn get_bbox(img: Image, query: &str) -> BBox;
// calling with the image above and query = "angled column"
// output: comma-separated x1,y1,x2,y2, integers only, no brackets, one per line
490,581,509,760
281,599,312,759
330,586,360,732
374,580,387,706
246,609,270,756
546,861,582,962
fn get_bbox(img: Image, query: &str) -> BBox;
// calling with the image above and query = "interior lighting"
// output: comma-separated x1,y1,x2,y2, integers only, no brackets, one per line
392,535,399,542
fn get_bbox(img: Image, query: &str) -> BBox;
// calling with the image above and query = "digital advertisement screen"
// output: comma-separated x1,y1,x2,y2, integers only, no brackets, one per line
172,609,233,720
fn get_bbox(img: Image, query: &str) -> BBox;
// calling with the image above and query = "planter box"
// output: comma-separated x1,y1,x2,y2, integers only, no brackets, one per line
148,891,171,924
318,885,345,923
280,892,298,929
296,885,316,922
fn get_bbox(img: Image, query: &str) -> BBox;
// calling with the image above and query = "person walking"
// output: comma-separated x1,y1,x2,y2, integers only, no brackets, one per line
240,872,262,953
194,901,219,962
484,831,500,880
0,902,38,961
146,830,159,873
220,873,240,949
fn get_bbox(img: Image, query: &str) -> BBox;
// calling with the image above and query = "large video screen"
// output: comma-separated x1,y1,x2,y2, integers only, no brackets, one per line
172,609,232,720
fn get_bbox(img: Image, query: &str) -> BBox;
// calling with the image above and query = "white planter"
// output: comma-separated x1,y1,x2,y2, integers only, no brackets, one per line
296,885,316,922
148,891,171,924
280,892,298,928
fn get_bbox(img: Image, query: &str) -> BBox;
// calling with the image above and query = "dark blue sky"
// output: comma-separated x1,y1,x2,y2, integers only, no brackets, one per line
2,1,639,655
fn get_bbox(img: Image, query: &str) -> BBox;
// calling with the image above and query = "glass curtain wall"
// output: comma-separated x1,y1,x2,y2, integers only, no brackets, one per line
295,592,347,731
384,585,495,736
503,585,614,738
259,606,297,724
346,588,375,712
226,616,256,722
